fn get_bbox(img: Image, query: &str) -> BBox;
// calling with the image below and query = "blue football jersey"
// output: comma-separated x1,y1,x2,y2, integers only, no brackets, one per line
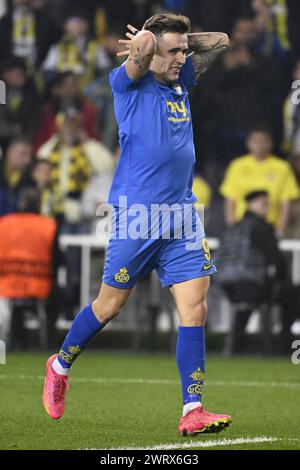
108,57,198,207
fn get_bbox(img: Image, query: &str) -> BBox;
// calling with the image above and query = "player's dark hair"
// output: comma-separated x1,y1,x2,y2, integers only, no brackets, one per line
143,14,191,37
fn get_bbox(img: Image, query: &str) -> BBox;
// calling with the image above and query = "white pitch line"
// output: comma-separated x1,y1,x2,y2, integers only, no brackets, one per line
87,436,284,451
0,374,300,389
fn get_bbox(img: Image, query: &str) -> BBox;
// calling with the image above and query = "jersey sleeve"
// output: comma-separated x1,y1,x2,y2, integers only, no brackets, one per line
109,63,144,94
179,56,197,88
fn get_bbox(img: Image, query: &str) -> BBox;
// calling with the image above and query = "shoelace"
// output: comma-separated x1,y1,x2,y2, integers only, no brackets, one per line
53,376,68,404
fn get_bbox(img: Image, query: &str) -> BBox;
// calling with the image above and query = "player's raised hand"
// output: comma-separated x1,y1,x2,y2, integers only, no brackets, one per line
117,24,140,57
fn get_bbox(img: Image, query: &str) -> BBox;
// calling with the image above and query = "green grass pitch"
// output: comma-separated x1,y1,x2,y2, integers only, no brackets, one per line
0,352,300,450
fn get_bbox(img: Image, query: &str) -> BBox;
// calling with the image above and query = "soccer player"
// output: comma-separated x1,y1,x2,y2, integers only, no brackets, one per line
42,13,232,436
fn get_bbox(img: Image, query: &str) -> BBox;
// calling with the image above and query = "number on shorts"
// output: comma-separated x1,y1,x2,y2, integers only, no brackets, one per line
202,238,211,262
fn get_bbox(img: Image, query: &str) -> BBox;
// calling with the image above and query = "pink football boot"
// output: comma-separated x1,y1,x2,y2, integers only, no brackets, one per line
42,354,69,419
178,406,232,436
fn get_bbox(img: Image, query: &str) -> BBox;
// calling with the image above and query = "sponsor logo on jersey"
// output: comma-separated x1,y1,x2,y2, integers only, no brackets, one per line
166,99,190,122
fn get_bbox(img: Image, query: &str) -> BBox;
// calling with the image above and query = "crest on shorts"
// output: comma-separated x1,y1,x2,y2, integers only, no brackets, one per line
190,367,205,382
114,267,130,283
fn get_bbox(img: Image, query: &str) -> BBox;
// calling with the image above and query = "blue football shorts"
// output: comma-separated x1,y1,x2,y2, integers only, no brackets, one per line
102,204,217,289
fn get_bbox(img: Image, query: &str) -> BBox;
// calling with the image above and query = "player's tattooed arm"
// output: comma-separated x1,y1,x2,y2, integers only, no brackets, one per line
187,32,229,78
129,47,153,69
117,24,156,80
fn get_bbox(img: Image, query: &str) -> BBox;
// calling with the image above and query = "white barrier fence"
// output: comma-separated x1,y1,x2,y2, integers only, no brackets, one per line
59,235,300,308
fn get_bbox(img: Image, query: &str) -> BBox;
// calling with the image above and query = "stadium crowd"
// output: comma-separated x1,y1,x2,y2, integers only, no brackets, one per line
0,0,300,351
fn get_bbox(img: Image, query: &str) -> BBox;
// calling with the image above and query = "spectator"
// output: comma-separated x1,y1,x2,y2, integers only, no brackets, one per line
283,59,300,155
0,0,60,71
37,109,114,315
183,0,253,34
198,40,282,172
232,16,287,129
21,159,64,221
192,174,213,229
192,174,212,210
96,0,157,33
232,4,289,64
284,153,300,238
83,29,124,151
231,16,259,48
234,10,290,93
37,108,114,225
0,1,7,19
0,57,40,149
216,190,299,354
42,9,108,88
0,186,60,349
252,0,290,54
0,136,32,215
220,127,300,237
287,0,300,59
34,71,99,151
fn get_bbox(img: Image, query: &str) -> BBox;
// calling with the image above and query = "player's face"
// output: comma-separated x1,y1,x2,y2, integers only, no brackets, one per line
156,32,189,82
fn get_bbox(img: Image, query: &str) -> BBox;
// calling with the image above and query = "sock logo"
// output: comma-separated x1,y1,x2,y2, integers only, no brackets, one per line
187,383,203,395
187,367,205,395
59,345,82,364
114,267,130,283
68,345,82,356
190,367,205,382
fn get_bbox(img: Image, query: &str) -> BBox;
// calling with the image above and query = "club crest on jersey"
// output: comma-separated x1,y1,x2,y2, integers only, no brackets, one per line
173,84,183,95
114,267,130,283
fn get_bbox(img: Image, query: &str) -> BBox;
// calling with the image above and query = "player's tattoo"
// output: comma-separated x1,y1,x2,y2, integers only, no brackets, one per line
188,35,228,78
129,47,152,69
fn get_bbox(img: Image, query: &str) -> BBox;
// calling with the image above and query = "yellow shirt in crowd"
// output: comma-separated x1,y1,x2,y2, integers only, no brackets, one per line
4,164,22,188
192,176,212,210
220,154,300,225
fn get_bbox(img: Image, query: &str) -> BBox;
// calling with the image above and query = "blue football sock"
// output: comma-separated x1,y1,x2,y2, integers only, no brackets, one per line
176,326,205,405
57,303,103,368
